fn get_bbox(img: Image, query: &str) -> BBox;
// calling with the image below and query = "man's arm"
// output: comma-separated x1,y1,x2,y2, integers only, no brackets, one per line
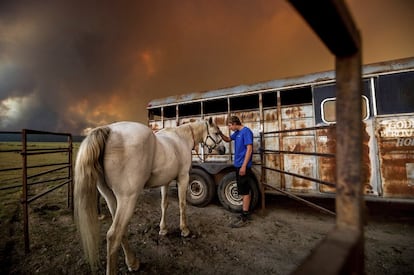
219,130,231,142
239,144,253,176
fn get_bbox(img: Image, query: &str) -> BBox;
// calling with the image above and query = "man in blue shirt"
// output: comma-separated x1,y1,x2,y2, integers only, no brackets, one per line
219,115,254,227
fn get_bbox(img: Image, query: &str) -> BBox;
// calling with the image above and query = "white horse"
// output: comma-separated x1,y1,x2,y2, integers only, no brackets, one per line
74,118,223,274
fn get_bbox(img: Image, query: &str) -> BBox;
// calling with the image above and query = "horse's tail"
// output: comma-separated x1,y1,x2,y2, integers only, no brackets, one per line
74,126,110,272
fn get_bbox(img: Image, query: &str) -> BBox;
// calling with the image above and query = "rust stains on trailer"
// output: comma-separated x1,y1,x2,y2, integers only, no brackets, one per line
376,116,414,198
317,122,374,195
283,106,308,119
283,136,316,191
264,150,282,189
278,105,317,192
362,124,374,194
265,111,277,122
213,115,227,125
266,154,281,169
281,106,314,133
317,126,336,193
239,111,259,122
292,166,313,188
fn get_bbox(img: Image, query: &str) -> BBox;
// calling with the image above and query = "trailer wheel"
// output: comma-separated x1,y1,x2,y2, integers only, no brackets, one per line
187,169,216,207
217,171,260,213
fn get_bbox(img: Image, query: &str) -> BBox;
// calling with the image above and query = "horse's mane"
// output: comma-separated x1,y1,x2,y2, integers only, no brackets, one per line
158,120,204,133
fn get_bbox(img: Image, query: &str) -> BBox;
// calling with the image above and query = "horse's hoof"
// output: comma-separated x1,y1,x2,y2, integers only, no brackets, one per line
181,228,190,237
159,229,168,236
127,259,140,272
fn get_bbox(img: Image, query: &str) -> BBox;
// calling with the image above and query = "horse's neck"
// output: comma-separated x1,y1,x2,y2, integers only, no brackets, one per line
189,122,205,144
173,124,195,149
176,122,205,148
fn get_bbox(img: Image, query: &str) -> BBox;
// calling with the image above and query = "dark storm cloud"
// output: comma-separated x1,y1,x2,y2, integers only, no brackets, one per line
0,0,290,134
0,0,146,133
0,0,413,134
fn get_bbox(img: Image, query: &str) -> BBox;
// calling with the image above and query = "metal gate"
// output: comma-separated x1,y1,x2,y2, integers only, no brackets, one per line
0,129,73,253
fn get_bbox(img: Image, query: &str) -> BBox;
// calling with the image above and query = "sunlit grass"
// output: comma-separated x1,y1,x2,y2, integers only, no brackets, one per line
0,142,80,221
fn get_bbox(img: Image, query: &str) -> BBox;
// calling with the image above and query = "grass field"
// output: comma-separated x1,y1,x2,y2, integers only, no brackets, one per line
0,142,80,222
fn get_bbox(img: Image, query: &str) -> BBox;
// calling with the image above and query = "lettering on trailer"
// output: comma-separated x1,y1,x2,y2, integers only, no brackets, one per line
379,119,414,147
378,118,414,186
396,138,414,147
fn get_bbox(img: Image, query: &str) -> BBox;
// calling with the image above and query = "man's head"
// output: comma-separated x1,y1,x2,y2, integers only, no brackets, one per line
228,115,242,131
228,116,241,126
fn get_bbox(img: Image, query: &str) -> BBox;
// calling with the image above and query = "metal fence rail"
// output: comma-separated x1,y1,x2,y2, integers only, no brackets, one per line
0,129,73,253
259,125,337,214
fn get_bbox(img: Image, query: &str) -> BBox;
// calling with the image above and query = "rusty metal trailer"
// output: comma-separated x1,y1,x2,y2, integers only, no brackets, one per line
147,57,414,212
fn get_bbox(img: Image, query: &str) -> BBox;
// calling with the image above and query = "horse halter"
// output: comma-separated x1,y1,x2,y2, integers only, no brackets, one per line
203,121,222,153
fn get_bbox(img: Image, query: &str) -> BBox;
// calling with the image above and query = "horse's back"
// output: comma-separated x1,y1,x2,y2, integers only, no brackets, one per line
108,121,152,135
103,122,156,190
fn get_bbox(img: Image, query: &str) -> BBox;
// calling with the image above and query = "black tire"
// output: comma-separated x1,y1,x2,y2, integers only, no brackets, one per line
217,171,260,213
187,169,216,207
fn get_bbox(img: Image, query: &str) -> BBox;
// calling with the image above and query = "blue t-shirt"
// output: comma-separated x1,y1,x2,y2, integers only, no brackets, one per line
231,127,253,168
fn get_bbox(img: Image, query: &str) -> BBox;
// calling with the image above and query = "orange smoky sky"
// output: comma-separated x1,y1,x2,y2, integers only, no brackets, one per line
0,0,413,135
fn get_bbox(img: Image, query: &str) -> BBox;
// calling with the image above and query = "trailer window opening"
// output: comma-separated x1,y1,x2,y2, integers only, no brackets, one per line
148,108,161,121
204,98,228,114
230,94,259,111
376,71,414,115
321,96,370,123
280,87,312,106
262,91,277,108
163,105,176,118
179,102,201,117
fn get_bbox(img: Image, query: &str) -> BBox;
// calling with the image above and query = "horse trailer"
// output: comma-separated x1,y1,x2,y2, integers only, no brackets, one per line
147,57,414,212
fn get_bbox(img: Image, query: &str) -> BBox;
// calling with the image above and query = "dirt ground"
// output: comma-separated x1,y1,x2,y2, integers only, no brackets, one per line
1,187,414,275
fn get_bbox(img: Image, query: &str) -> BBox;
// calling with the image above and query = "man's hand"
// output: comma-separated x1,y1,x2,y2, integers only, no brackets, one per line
239,166,246,176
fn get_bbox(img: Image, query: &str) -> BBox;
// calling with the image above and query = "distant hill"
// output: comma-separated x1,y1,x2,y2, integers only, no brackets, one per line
0,133,85,142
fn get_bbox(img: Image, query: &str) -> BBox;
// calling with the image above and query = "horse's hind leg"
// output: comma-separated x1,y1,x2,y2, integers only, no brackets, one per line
177,175,190,237
159,185,169,235
120,235,139,272
98,184,140,272
106,195,139,274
